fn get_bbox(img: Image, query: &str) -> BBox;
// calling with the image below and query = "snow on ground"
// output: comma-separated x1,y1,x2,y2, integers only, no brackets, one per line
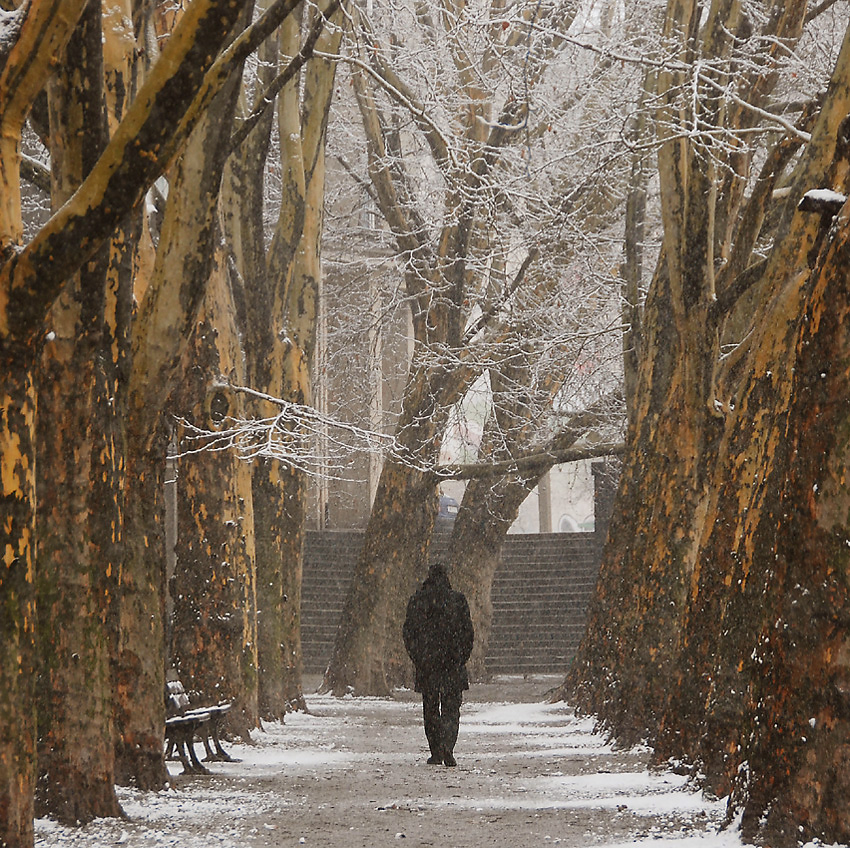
30,677,823,848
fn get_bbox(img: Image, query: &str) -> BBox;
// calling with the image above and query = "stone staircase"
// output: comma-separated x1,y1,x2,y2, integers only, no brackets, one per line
301,529,601,678
487,533,600,675
300,530,363,676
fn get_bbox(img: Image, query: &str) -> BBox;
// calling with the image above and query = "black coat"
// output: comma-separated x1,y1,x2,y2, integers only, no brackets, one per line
403,570,474,693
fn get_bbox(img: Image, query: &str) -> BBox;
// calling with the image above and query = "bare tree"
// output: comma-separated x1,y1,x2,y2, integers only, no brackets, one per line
316,0,639,695
559,1,850,842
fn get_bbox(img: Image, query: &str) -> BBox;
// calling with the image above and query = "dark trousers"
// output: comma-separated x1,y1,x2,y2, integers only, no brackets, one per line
422,685,463,758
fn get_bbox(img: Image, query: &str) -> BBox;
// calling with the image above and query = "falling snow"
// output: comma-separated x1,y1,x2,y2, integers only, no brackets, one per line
34,677,836,848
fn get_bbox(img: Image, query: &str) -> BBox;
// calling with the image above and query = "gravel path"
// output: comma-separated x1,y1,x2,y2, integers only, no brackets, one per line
35,676,738,848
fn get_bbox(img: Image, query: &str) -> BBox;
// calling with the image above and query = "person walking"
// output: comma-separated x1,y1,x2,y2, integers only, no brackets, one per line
403,561,474,767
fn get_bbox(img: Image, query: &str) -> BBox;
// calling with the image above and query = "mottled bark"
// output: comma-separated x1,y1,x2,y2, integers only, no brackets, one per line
0,343,38,848
220,42,286,714
34,0,123,823
0,0,263,837
114,432,169,789
224,5,343,715
252,462,291,717
644,34,850,844
653,21,850,789
564,259,717,745
171,294,258,738
448,474,537,682
0,4,94,845
158,5,259,739
563,0,811,749
322,456,439,696
113,0,256,789
740,205,850,844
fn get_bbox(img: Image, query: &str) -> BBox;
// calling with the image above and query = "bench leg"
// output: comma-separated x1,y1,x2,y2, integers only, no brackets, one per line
199,726,217,762
185,733,212,775
176,741,195,774
210,719,235,762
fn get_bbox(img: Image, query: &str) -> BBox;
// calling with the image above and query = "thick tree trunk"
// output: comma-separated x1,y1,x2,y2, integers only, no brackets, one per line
322,459,439,695
0,8,89,832
117,4,252,780
448,473,536,682
563,262,719,745
252,463,290,717
36,323,122,822
279,464,307,708
224,8,342,715
1,0,256,831
739,209,850,844
34,1,123,822
561,0,811,751
0,343,38,848
171,302,259,739
652,25,850,797
563,12,850,845
114,431,170,789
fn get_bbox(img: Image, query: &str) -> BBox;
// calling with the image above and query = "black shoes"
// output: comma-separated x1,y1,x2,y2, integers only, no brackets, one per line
426,751,457,766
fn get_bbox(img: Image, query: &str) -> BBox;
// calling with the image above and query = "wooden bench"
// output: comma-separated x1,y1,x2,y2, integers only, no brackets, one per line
165,679,235,774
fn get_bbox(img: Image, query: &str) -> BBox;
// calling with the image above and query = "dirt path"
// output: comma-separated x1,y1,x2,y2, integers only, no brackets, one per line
36,676,736,848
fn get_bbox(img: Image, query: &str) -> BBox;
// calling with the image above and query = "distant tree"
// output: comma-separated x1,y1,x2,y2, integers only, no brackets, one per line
320,0,637,695
447,377,623,681
220,0,344,716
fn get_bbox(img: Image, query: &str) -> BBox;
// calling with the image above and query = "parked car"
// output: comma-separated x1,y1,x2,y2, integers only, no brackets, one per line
438,494,460,522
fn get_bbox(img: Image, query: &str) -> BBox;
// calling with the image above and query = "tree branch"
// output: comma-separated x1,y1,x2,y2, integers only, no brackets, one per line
437,440,625,480
462,246,538,345
2,0,298,342
20,153,49,193
228,0,342,156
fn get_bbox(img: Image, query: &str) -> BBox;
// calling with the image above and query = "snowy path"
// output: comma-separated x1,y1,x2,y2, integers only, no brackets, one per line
36,676,746,848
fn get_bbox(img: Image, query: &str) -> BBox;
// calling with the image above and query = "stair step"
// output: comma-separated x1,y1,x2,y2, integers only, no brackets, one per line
300,530,601,676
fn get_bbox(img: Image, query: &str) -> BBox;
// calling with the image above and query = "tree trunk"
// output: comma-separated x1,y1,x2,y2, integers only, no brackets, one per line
1,0,257,830
652,17,850,785
739,204,850,845
560,0,810,749
226,5,343,714
116,2,253,782
114,425,169,789
36,318,123,821
171,292,259,739
0,342,38,848
447,347,573,681
647,33,850,841
448,473,536,682
562,261,719,745
34,0,123,822
322,458,439,695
